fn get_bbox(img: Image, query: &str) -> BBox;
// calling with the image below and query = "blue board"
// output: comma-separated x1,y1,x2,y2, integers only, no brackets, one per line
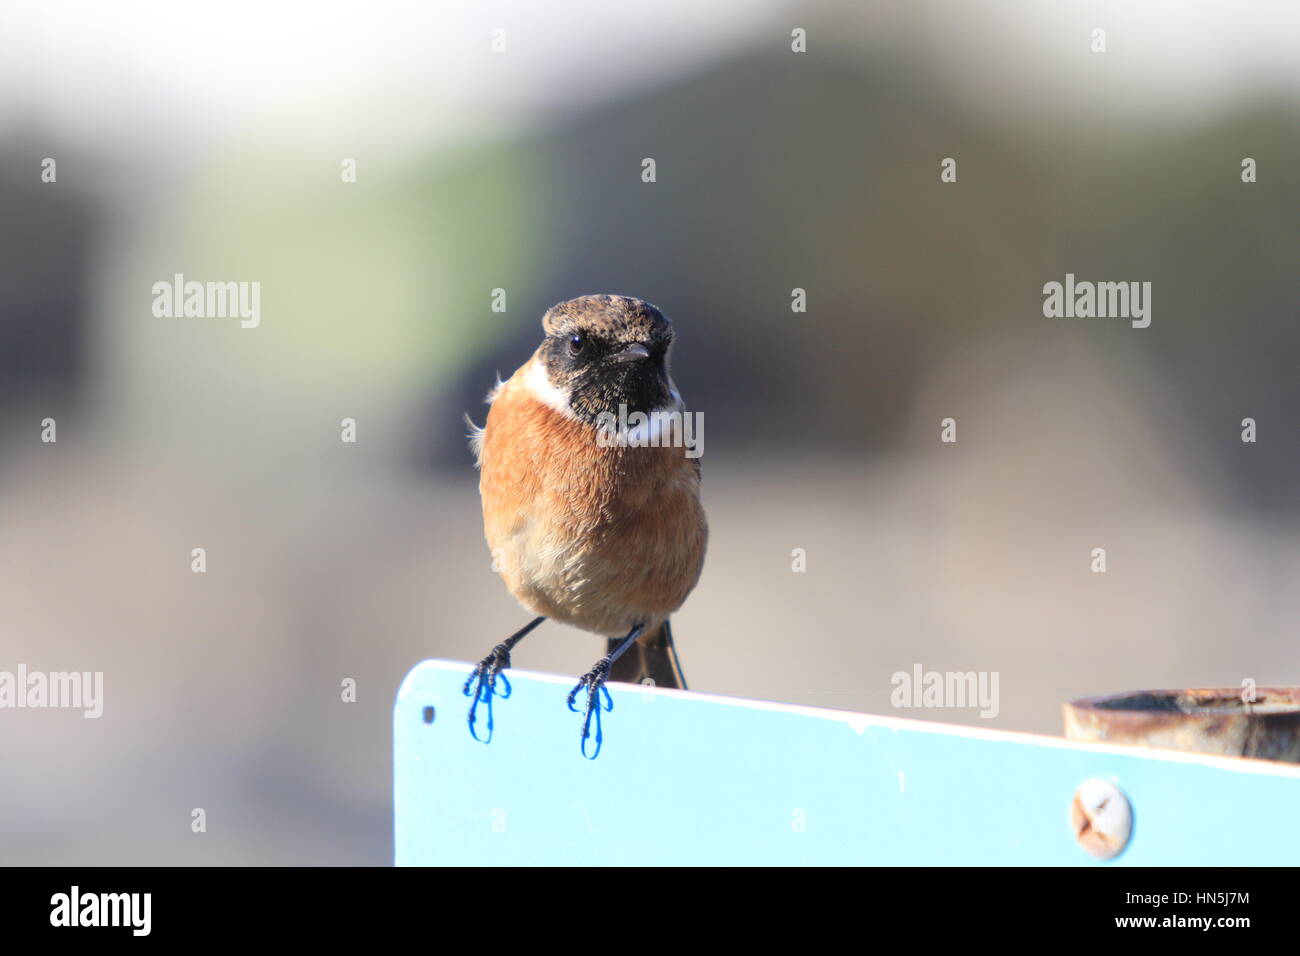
395,660,1300,865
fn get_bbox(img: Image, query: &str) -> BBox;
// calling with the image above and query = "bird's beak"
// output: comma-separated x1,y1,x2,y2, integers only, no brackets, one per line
610,343,651,363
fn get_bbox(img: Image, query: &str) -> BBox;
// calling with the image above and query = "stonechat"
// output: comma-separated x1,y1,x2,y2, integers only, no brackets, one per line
463,294,707,756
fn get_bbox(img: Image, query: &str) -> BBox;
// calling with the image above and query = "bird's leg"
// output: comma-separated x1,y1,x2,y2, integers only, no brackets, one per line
464,616,545,741
567,622,645,758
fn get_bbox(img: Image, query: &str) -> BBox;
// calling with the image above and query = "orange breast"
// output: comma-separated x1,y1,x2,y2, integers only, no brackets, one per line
478,371,707,637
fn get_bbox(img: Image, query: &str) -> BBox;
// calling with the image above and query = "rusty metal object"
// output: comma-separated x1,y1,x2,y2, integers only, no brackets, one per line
1070,778,1132,859
1065,688,1300,763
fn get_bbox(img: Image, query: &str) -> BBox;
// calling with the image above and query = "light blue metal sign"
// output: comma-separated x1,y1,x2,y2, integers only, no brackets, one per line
395,660,1300,865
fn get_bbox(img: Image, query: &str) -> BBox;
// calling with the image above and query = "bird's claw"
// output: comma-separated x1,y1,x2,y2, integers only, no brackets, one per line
567,660,615,758
463,643,514,742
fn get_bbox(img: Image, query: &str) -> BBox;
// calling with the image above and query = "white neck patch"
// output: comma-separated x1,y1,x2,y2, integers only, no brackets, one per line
522,358,576,418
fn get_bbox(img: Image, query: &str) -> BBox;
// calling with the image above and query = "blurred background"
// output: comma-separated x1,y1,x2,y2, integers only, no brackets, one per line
1,0,1297,864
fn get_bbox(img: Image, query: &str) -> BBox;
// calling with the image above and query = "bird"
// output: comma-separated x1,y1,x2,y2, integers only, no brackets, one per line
463,294,707,756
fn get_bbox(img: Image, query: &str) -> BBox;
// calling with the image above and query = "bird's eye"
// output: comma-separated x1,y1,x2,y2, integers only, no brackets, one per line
567,332,586,357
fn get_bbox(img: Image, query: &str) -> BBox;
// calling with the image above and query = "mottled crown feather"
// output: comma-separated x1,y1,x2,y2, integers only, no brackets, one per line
541,294,672,344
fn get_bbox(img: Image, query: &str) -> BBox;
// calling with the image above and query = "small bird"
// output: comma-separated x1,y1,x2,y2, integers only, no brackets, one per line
464,294,707,755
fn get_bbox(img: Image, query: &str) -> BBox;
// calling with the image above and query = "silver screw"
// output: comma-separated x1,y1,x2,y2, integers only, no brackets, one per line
1070,778,1132,860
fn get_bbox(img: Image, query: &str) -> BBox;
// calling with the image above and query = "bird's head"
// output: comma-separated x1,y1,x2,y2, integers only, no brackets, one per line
531,294,680,422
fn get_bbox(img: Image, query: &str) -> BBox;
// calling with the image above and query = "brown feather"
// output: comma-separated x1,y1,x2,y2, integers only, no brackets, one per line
479,361,707,640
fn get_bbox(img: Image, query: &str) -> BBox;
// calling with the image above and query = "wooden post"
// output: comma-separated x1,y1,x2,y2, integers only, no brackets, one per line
1064,688,1300,763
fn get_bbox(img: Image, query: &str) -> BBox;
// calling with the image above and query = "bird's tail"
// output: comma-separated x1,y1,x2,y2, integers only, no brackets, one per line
607,619,687,690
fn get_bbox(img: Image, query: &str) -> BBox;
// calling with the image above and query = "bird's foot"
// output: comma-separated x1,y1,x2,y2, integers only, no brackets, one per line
567,657,615,759
463,643,514,742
